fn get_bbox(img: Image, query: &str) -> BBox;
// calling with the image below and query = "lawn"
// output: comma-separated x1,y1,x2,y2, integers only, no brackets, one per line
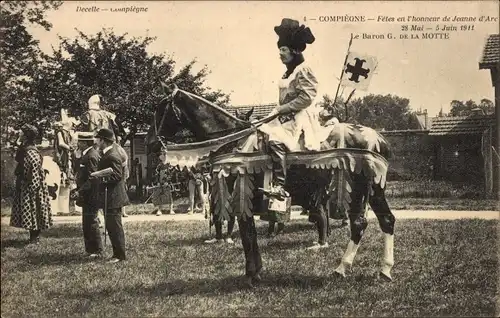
1,218,498,317
2,197,499,217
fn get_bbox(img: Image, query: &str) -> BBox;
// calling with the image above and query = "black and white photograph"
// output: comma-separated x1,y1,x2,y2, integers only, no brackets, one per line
1,1,499,317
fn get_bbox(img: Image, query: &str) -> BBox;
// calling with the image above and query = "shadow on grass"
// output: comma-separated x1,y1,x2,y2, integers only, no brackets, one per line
48,272,338,302
152,273,332,296
162,220,347,250
42,225,82,239
1,239,30,250
15,252,100,272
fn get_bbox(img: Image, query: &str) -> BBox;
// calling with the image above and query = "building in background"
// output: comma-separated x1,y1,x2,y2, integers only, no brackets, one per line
478,34,499,198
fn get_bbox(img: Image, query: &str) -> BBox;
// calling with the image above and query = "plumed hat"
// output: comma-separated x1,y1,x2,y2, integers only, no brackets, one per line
275,18,315,52
77,132,95,142
95,128,115,142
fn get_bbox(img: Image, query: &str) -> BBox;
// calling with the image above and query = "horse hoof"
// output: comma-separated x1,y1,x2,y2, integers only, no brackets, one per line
379,271,393,282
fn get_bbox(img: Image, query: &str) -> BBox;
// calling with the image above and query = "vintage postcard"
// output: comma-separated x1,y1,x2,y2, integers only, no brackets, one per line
1,1,498,317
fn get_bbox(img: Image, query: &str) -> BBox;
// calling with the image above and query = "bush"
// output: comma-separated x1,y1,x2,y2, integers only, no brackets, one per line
385,181,483,199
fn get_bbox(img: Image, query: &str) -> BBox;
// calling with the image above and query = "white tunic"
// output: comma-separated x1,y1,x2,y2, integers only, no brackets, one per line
259,63,324,151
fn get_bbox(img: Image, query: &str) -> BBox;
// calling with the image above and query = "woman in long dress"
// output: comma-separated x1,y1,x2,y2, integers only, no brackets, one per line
10,124,53,244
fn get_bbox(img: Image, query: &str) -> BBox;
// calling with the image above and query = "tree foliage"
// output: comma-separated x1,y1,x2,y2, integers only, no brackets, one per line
317,93,414,130
0,1,62,141
449,99,494,116
31,28,231,144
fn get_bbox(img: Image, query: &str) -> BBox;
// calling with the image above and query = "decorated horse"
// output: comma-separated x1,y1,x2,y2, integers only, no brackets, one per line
148,83,395,285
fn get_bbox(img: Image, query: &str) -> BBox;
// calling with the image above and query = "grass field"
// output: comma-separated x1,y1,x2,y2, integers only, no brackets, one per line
1,197,498,217
1,218,498,317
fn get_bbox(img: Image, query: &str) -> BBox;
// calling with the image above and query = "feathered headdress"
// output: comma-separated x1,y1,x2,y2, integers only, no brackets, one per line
275,18,315,52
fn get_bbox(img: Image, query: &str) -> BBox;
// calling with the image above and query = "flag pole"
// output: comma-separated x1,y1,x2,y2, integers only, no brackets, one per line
325,33,354,238
332,33,354,121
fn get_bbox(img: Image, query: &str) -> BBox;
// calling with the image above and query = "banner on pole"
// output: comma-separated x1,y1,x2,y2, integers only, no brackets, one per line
340,52,378,91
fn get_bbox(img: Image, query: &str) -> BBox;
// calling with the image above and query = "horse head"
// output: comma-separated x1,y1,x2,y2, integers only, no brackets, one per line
147,82,251,152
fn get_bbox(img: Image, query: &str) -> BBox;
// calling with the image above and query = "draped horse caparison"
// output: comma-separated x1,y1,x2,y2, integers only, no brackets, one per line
147,83,396,282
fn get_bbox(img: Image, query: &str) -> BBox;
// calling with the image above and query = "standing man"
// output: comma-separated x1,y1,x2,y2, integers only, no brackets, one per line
114,135,130,218
81,94,124,223
73,132,103,257
94,128,130,263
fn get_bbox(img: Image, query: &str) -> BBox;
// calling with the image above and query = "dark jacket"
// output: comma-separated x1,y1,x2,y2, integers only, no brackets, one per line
113,143,129,181
97,145,130,209
76,147,101,208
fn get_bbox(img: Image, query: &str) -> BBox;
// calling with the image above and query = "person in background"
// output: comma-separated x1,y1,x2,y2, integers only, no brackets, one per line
187,165,205,215
81,94,121,136
53,121,74,185
204,215,235,244
135,158,144,199
114,135,130,218
73,132,103,257
10,124,53,244
94,128,129,263
151,148,176,216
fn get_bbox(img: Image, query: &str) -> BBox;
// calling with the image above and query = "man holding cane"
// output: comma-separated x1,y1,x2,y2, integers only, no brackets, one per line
94,128,130,263
73,132,103,257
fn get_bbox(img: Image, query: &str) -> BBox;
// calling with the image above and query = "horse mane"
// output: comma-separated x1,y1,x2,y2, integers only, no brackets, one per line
147,88,252,152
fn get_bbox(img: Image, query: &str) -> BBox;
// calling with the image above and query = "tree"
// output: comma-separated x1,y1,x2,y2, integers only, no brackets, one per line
449,98,494,116
478,98,494,115
318,93,413,130
0,1,62,142
42,28,231,145
316,94,347,121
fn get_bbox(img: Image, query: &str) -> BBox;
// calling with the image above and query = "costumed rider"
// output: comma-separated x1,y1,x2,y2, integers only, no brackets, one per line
81,94,121,136
259,18,324,199
81,94,130,218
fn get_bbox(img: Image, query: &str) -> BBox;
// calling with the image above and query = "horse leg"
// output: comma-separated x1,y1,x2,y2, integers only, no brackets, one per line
226,215,236,240
306,204,328,249
369,184,395,281
316,208,327,245
334,175,369,277
237,215,262,288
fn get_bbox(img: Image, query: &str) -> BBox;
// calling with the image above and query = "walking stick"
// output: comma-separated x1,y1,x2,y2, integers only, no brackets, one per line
326,198,330,237
104,186,108,246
